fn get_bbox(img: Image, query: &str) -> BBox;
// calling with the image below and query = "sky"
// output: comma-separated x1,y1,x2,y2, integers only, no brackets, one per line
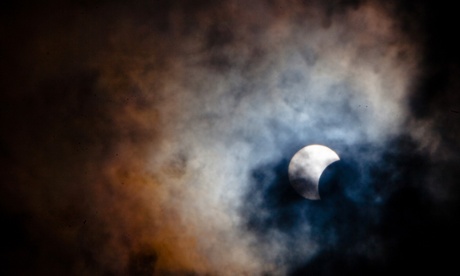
1,0,459,275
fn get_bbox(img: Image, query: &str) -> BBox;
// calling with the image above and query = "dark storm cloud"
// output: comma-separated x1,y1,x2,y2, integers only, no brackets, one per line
1,0,459,275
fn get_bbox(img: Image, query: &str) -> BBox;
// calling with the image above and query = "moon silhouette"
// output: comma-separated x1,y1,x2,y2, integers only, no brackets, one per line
288,144,340,200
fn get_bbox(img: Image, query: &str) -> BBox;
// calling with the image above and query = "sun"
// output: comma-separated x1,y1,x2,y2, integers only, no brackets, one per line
288,144,340,200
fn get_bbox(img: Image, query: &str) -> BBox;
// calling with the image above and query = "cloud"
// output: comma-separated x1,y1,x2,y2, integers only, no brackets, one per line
2,0,458,275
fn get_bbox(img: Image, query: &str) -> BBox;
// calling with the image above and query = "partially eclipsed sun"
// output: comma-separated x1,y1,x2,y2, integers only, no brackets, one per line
288,144,340,200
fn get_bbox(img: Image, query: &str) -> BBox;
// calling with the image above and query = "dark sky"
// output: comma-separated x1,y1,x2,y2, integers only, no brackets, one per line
1,0,459,275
